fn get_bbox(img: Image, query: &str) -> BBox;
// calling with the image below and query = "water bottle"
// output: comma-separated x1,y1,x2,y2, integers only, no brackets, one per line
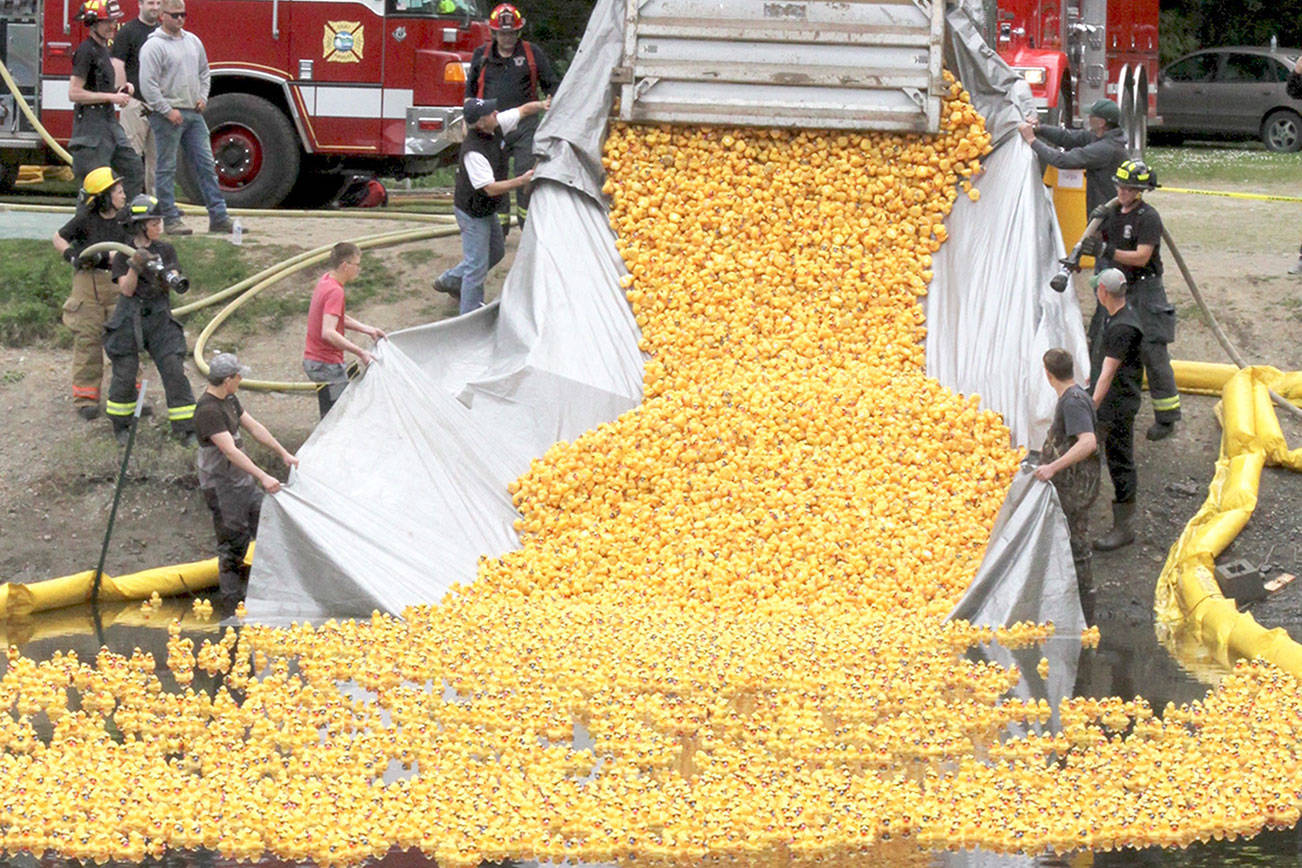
231,219,244,246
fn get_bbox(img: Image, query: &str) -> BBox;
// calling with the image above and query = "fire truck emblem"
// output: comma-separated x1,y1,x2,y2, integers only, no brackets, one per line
323,21,365,63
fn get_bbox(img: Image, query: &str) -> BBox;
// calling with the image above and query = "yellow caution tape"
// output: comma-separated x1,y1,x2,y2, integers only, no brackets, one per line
1160,186,1302,204
1154,365,1302,679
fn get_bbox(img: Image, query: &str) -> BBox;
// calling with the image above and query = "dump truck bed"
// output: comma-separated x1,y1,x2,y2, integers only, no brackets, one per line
614,0,947,133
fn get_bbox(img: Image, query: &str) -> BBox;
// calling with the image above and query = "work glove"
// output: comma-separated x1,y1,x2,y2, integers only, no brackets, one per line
129,248,160,271
62,246,83,266
1088,201,1117,221
1077,236,1101,258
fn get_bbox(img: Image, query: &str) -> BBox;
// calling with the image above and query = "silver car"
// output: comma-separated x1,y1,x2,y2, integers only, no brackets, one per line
1153,46,1302,151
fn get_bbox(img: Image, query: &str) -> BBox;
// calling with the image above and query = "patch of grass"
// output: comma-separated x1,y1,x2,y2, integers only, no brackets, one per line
1146,146,1302,190
45,417,197,491
399,248,438,265
0,240,72,346
2,370,25,384
1279,295,1302,322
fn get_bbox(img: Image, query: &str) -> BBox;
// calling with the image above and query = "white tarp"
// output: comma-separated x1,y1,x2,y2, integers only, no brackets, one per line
247,0,1087,634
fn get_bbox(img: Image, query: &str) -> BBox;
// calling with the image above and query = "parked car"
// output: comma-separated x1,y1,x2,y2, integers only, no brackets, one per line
1152,46,1302,151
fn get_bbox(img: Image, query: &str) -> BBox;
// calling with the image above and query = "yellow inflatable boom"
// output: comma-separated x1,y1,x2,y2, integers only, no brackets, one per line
1155,366,1302,677
0,545,255,619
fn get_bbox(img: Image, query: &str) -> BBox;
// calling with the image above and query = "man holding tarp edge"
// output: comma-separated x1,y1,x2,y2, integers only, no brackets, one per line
1034,348,1101,622
194,353,298,613
1018,99,1127,216
434,95,550,315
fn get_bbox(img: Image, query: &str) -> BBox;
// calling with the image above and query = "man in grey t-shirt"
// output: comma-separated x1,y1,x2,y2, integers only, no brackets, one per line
1034,348,1101,623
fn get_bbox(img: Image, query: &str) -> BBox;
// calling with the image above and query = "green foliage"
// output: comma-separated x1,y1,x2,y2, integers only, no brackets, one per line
1159,9,1202,66
0,240,73,347
1159,0,1302,65
527,0,597,74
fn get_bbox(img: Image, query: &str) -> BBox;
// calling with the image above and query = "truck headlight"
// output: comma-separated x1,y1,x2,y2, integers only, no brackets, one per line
1014,66,1048,86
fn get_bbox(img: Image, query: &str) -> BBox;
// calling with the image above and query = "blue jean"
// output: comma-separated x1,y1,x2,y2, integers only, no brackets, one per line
149,108,228,222
440,207,505,314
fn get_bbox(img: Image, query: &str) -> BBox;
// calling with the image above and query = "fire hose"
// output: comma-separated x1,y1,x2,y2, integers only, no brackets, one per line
1053,200,1302,423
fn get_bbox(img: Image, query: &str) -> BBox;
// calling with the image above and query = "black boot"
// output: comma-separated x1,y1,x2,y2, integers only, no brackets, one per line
1093,501,1136,552
1146,420,1177,441
1075,558,1096,625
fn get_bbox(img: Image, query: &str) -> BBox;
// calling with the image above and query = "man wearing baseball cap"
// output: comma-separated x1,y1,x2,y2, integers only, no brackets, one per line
1086,268,1144,552
433,94,549,314
1018,99,1127,216
193,352,298,611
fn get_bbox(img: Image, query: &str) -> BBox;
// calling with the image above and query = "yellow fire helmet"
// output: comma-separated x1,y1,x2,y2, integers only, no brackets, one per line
81,166,121,197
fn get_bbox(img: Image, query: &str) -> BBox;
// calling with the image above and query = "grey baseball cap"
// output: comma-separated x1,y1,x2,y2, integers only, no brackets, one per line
1090,268,1127,293
209,352,251,380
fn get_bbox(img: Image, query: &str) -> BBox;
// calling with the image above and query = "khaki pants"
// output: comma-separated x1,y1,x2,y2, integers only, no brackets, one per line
61,269,120,406
120,99,156,195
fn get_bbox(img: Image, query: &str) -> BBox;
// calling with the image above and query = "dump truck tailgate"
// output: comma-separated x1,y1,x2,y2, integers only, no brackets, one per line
615,0,947,133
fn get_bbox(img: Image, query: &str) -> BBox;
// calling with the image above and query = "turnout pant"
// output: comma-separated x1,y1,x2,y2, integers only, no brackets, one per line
69,107,144,200
500,112,540,226
1129,275,1181,424
1097,399,1139,504
202,481,263,601
104,303,196,434
62,269,121,407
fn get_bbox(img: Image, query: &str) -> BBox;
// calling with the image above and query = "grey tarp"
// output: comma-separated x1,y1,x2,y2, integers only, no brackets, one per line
246,0,1087,634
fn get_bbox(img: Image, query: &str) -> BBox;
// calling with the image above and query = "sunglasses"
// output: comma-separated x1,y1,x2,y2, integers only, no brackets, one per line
162,10,186,18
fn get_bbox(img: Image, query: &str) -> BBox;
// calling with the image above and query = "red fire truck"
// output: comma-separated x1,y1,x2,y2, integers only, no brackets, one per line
0,0,491,206
983,0,1158,145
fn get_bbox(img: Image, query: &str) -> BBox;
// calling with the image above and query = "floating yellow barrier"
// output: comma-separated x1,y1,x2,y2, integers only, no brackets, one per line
0,546,255,618
1155,366,1302,677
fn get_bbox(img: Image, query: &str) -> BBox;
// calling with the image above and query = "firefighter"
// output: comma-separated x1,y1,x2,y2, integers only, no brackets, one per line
1082,159,1181,441
465,3,559,235
51,167,134,420
67,0,144,199
105,194,198,445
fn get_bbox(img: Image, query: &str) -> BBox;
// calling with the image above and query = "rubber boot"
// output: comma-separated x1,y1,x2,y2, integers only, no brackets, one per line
1093,501,1136,552
1075,558,1096,626
1145,420,1177,441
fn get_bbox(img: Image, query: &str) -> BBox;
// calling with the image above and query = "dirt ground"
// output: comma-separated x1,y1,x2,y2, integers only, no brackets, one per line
0,183,1299,674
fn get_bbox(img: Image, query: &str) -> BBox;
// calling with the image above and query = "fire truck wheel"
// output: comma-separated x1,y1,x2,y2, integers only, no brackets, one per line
180,93,301,209
1261,109,1301,153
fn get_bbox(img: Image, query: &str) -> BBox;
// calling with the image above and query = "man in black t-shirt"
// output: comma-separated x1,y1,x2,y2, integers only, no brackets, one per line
193,353,298,611
1034,348,1101,621
1087,269,1144,552
1091,159,1180,441
111,0,161,194
465,3,559,233
68,0,144,198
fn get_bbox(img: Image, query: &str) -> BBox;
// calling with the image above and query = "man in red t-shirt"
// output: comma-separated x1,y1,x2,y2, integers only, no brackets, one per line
303,242,386,418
